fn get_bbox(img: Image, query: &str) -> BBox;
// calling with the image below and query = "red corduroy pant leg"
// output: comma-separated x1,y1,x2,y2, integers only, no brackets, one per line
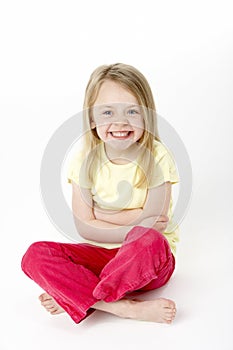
21,226,175,323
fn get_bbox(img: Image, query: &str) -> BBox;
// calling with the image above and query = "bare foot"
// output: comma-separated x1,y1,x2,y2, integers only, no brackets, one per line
38,293,176,324
93,297,176,324
132,298,177,324
39,293,65,315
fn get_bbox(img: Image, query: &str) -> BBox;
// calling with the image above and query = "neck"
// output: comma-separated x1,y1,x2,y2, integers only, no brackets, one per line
104,142,141,164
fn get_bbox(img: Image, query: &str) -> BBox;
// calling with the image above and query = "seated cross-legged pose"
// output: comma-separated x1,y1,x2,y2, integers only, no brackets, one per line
22,63,180,324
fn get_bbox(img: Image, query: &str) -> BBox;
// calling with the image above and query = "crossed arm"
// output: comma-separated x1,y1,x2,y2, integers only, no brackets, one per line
71,180,171,244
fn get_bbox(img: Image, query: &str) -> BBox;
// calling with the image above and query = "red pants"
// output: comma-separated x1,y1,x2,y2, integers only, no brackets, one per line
21,226,175,323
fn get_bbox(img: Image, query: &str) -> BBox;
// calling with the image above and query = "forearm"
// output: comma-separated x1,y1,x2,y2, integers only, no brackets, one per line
71,183,170,243
74,215,133,243
94,206,168,226
94,206,143,225
74,213,168,244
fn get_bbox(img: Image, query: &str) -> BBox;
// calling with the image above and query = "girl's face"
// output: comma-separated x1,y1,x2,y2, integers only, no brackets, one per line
91,80,144,151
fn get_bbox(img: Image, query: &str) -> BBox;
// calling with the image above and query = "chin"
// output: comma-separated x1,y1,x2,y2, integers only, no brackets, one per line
106,139,135,151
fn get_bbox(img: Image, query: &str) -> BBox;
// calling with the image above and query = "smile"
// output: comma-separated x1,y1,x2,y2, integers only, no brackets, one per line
110,131,133,138
110,131,132,137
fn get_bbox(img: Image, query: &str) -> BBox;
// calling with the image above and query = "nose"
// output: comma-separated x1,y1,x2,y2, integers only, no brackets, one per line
113,119,129,125
110,119,130,131
112,110,129,124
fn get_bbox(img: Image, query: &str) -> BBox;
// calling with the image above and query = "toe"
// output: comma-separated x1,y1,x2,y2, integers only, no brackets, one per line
164,308,176,324
164,317,172,324
49,306,58,313
164,311,174,322
46,304,56,310
161,298,176,309
39,293,51,302
39,293,46,301
51,309,60,315
168,301,176,309
41,300,52,307
165,309,173,316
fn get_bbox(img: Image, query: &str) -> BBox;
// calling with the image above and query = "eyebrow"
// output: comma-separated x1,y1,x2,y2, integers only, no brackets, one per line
101,105,113,109
126,104,140,108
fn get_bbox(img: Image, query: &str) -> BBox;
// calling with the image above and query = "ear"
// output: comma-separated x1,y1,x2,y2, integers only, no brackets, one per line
90,120,96,129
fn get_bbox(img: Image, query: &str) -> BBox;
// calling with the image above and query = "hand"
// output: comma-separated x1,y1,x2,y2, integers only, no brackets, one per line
139,215,169,233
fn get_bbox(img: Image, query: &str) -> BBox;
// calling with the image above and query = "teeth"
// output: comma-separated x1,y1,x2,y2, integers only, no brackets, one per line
111,132,129,137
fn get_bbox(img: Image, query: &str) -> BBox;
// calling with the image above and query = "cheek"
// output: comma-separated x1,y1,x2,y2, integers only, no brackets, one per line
134,120,144,137
96,125,108,140
133,117,144,129
135,128,144,140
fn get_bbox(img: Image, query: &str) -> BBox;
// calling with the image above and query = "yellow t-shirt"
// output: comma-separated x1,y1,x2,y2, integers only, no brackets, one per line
68,140,179,254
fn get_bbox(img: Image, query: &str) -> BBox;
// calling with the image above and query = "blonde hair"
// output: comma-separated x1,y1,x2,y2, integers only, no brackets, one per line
82,63,160,188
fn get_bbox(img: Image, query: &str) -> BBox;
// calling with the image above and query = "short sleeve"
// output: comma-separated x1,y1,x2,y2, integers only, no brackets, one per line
149,142,179,188
67,151,91,188
67,152,82,184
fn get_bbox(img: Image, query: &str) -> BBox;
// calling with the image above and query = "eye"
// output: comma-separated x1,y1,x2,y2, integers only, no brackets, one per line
103,110,113,116
127,109,139,115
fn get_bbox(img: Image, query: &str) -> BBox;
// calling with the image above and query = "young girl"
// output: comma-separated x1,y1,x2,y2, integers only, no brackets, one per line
21,63,179,324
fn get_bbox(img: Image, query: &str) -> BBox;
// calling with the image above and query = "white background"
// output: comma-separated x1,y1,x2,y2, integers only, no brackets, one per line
1,0,233,349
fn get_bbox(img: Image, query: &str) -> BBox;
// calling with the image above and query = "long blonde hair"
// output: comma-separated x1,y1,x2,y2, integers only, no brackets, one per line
82,63,160,188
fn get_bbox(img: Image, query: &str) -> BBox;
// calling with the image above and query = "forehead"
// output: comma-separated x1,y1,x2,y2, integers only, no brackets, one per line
94,80,139,106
